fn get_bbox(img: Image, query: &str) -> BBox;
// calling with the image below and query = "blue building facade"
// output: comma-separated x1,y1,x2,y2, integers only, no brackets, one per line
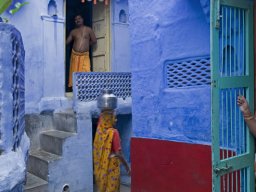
4,0,254,191
129,1,213,191
130,0,211,143
3,0,131,113
0,23,30,191
1,0,132,191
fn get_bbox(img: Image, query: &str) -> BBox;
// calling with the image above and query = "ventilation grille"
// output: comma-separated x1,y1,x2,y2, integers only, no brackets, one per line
73,72,131,102
0,68,2,153
165,56,211,88
12,36,25,151
0,24,25,153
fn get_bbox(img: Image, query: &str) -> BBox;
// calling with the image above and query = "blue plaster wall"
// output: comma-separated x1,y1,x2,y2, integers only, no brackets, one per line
129,0,211,144
111,0,131,72
5,0,45,112
7,0,130,113
2,1,44,112
5,0,69,113
0,23,30,192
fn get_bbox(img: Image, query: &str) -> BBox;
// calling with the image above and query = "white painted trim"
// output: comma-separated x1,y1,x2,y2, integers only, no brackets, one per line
41,15,65,23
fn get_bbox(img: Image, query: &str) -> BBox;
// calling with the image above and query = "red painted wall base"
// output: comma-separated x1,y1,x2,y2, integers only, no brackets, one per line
131,138,212,192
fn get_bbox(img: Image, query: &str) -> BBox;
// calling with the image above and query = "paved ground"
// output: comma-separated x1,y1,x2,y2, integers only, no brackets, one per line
94,174,131,191
120,184,131,192
94,184,130,192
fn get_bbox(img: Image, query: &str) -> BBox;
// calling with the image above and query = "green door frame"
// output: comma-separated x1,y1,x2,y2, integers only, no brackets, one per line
211,0,254,191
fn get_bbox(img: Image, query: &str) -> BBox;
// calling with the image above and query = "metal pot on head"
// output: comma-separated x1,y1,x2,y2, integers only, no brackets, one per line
97,89,117,110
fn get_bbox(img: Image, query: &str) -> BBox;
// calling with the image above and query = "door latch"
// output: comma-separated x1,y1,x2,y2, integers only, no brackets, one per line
211,80,217,87
214,165,233,175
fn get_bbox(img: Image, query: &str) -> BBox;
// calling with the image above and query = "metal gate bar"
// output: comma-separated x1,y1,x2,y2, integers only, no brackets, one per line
211,0,254,191
220,6,245,77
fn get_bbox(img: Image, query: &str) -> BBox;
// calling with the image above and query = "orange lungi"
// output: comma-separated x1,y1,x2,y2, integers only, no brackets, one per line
68,49,91,87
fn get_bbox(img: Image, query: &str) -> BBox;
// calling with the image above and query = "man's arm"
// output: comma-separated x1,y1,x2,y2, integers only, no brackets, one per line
66,30,74,45
89,28,97,45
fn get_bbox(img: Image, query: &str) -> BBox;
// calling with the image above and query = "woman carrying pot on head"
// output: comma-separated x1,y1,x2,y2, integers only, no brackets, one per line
93,90,130,192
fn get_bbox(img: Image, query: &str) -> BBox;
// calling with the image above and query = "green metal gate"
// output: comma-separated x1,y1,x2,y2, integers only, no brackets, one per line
211,0,254,191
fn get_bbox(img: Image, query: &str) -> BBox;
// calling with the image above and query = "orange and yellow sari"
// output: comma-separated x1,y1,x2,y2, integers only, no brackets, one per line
93,111,120,192
68,49,91,87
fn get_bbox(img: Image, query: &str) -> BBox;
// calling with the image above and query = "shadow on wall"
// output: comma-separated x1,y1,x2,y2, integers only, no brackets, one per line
199,0,210,23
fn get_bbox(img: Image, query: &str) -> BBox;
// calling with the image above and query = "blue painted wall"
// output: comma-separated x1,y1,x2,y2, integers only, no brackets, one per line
111,0,131,72
0,23,30,192
6,0,131,113
117,114,132,162
129,0,211,144
3,0,44,112
5,0,68,113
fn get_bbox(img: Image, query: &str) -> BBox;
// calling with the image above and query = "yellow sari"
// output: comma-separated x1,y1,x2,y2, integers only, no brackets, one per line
93,111,120,192
68,49,91,87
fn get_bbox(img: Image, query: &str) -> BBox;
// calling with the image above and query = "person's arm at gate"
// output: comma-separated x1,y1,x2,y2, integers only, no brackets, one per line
237,96,256,137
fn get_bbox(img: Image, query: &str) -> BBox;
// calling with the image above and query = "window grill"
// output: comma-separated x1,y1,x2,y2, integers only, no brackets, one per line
12,36,25,151
73,72,131,102
0,24,25,153
0,75,3,154
165,56,211,88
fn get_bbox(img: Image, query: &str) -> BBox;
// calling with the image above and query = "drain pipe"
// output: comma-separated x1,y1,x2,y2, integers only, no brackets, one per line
62,184,70,192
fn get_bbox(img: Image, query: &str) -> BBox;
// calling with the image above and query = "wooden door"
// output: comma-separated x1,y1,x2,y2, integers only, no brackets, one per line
92,2,110,72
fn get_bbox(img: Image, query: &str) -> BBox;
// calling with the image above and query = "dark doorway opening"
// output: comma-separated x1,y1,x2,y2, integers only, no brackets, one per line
65,0,93,92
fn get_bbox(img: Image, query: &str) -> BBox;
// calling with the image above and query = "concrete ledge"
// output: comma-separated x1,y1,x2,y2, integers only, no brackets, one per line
39,97,73,113
41,15,65,23
74,97,132,116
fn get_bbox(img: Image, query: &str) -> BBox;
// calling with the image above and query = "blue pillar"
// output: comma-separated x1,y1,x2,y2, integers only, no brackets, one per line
0,23,29,192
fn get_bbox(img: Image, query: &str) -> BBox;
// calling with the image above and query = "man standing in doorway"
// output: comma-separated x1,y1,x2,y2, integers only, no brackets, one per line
66,14,97,89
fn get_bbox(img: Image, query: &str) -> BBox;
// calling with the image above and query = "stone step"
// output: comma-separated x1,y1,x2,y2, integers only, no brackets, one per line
120,184,131,192
40,130,76,155
121,175,131,186
28,149,61,181
24,172,48,192
53,108,76,133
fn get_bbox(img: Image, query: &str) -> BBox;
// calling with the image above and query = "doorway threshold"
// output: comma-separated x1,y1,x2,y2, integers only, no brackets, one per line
65,92,73,98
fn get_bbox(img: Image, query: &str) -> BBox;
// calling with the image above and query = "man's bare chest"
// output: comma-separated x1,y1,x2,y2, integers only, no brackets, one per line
74,28,90,40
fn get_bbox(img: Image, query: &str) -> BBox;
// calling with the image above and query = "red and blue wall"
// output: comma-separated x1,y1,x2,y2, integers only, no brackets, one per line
129,0,212,191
